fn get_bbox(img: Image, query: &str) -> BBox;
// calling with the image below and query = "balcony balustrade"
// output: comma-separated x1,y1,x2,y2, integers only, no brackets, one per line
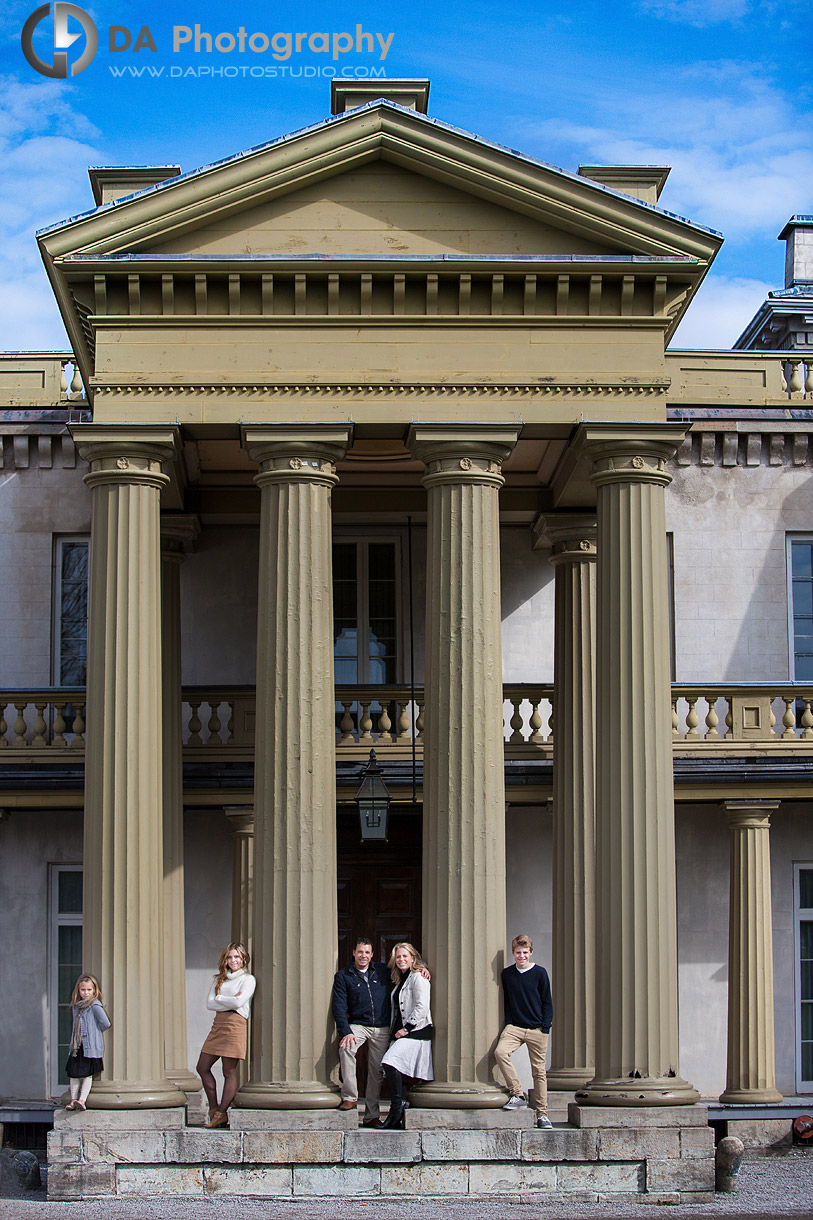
2,684,813,761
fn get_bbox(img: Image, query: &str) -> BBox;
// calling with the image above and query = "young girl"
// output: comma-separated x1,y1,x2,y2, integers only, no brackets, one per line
196,942,256,1128
64,974,111,1111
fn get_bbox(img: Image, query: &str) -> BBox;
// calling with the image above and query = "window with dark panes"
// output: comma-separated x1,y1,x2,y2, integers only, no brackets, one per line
51,866,83,1092
797,865,813,1090
54,538,89,686
790,540,813,682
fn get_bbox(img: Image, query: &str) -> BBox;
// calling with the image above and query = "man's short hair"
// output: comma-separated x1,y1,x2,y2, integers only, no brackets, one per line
354,937,373,949
511,933,533,952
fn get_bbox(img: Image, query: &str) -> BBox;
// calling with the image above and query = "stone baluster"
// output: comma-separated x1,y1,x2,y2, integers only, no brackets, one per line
0,705,7,748
533,514,597,1091
32,702,47,747
53,703,68,748
13,705,26,748
74,424,186,1108
238,425,350,1108
719,801,783,1103
408,424,518,1107
577,424,698,1106
161,515,201,1094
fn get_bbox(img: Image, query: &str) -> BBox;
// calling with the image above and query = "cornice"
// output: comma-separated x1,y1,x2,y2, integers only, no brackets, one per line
90,378,670,401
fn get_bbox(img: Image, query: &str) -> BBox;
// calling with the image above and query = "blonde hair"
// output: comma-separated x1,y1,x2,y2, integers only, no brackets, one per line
70,974,101,1006
214,942,250,994
388,942,425,985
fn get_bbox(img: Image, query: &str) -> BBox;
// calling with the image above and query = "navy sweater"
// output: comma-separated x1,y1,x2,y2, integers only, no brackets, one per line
500,963,553,1033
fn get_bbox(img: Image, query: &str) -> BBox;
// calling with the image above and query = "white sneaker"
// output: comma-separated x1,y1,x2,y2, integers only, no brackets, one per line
536,1115,553,1129
502,1094,527,1110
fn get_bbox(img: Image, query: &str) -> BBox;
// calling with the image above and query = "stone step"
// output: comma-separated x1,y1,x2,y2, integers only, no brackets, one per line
47,1104,716,1202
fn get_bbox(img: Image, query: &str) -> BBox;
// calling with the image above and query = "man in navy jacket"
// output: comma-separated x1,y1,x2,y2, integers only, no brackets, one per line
495,932,554,1129
332,938,392,1125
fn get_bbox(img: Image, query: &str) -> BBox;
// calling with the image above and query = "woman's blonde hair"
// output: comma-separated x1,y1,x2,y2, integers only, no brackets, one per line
70,974,101,1006
214,942,250,994
388,942,425,984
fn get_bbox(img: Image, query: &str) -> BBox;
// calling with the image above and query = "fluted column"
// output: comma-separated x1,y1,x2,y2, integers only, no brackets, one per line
226,806,255,1090
225,808,255,956
533,514,597,1092
408,424,518,1108
578,424,698,1106
237,425,350,1109
720,801,783,1103
161,515,201,1093
73,424,186,1109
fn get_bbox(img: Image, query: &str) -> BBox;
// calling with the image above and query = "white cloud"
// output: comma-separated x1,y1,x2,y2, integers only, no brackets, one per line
670,275,772,349
521,63,813,246
637,0,751,25
0,76,104,349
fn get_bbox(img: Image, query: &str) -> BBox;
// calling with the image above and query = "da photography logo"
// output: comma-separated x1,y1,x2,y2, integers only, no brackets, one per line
21,3,98,77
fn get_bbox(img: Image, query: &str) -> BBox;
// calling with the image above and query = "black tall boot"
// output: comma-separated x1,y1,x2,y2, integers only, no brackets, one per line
379,1066,406,1129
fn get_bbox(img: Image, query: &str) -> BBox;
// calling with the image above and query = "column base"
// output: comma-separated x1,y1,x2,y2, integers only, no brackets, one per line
166,1068,202,1093
577,1075,700,1107
235,1081,340,1109
409,1081,508,1109
719,1086,783,1104
546,1067,595,1092
84,1080,188,1109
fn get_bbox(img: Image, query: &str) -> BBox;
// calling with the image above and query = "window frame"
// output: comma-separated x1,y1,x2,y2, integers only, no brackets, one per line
48,864,83,1096
794,861,813,1093
787,535,813,682
332,533,403,685
51,534,90,688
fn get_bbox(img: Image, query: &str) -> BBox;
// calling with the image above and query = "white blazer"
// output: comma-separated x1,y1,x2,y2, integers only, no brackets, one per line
392,971,432,1032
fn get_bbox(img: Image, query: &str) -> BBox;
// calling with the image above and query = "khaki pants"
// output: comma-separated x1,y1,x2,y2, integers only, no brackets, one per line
338,1024,390,1122
495,1024,549,1116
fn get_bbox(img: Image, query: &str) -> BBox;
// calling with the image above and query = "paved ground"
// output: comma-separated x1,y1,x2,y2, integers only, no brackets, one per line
1,1148,812,1219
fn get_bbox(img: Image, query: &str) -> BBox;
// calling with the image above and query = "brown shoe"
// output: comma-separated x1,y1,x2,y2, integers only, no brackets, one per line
205,1110,228,1129
338,1100,357,1111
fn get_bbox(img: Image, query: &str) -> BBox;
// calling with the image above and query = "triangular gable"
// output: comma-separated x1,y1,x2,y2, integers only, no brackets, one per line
145,162,622,259
39,102,721,266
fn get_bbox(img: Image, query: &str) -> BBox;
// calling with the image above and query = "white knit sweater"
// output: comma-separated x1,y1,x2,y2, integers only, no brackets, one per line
206,968,256,1020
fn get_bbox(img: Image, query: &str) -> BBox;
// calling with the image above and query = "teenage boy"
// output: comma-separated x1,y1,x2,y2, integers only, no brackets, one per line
495,933,554,1129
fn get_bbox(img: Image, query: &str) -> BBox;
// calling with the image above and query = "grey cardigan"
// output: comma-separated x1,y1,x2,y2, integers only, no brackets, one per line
73,1000,111,1058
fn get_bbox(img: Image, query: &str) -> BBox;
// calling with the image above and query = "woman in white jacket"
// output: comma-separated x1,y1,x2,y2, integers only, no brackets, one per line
379,942,433,1129
196,942,256,1128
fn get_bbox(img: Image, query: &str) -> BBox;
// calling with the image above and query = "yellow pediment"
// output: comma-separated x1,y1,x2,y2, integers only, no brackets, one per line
145,162,620,259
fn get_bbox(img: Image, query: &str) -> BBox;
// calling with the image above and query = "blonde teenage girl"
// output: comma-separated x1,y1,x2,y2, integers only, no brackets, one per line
196,941,256,1128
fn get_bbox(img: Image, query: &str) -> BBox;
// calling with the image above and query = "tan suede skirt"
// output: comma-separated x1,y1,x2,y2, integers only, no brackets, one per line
200,1011,247,1059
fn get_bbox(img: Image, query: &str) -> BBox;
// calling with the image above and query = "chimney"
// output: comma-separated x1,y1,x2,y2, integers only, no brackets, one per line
578,165,670,205
88,166,182,206
779,216,813,287
331,78,429,115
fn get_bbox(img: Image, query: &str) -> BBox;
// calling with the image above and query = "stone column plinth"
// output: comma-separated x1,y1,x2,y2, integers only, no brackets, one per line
237,425,350,1109
160,515,201,1094
408,424,518,1108
74,425,186,1109
533,514,597,1092
577,424,698,1107
719,801,783,1104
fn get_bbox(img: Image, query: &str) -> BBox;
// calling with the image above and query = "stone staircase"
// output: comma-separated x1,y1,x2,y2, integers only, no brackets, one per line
47,1098,716,1202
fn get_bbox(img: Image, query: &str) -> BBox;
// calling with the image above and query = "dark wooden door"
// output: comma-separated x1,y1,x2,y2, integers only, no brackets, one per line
337,807,422,969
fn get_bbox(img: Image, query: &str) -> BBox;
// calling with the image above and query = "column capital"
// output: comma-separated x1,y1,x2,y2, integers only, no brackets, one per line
225,806,255,837
722,800,780,829
573,423,688,491
161,514,201,562
407,424,518,490
532,512,597,562
242,424,352,489
72,424,180,493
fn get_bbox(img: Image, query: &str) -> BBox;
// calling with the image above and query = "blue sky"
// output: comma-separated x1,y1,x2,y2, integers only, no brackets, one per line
1,0,811,351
